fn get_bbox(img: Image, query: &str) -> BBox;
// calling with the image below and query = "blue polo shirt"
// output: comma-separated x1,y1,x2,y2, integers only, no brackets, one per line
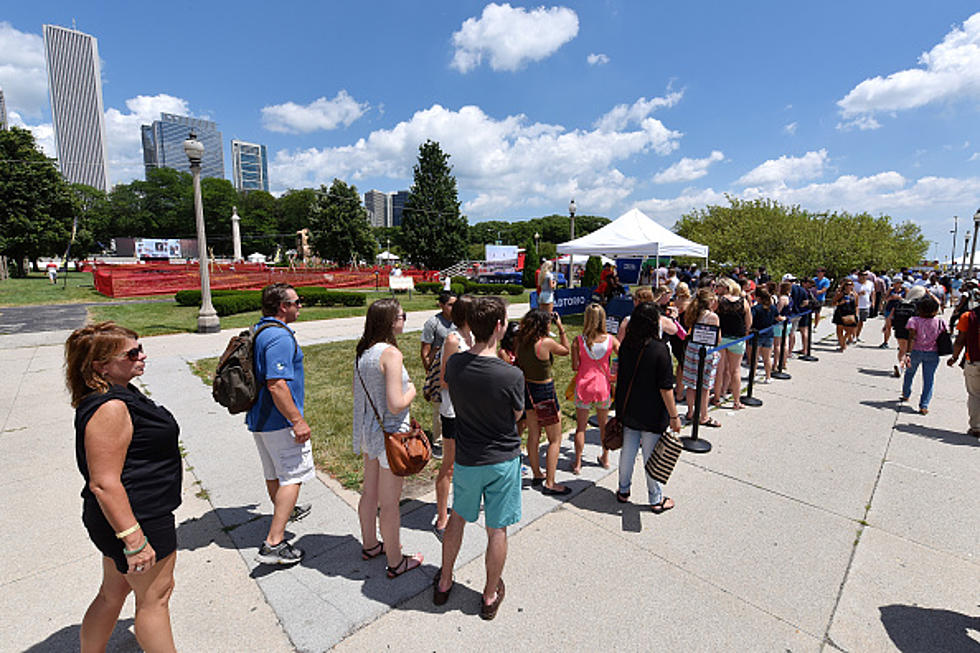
246,317,303,432
813,277,830,302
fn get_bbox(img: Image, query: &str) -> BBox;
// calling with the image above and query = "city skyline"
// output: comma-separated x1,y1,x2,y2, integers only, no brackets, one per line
231,139,269,192
2,3,979,256
141,112,224,180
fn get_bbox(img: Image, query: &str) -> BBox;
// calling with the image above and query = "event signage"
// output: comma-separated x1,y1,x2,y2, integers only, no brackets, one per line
691,323,720,347
135,238,181,260
530,286,594,316
616,258,642,284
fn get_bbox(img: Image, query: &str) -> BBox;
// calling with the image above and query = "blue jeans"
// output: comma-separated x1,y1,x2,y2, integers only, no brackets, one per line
617,426,663,505
902,350,940,409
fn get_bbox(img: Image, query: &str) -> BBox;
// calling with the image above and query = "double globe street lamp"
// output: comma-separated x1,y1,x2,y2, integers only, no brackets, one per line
183,132,221,333
970,208,980,279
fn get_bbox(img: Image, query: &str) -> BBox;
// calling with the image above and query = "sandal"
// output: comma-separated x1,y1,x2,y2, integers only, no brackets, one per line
361,542,384,560
700,418,722,428
595,455,610,470
386,553,423,579
615,491,630,503
650,497,675,514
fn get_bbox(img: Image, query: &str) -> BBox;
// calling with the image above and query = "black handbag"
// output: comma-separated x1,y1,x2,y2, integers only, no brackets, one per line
936,322,953,356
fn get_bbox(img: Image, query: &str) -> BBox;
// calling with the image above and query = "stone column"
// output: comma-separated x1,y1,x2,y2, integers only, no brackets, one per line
231,206,242,262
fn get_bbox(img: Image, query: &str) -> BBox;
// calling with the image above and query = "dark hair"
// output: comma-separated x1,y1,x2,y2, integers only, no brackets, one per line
517,309,551,347
451,294,474,328
917,294,939,317
356,298,400,359
261,283,295,317
64,322,139,408
469,296,506,342
437,290,456,305
500,321,520,353
621,302,661,353
754,287,772,308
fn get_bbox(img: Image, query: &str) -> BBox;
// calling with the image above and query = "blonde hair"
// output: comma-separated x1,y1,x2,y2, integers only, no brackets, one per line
652,285,671,302
717,277,741,296
64,322,139,408
684,287,716,329
674,282,691,299
582,303,608,346
539,260,552,277
633,286,654,303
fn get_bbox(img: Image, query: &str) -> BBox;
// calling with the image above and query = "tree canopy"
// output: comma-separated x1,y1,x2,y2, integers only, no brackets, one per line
400,140,468,270
308,179,375,265
674,196,928,279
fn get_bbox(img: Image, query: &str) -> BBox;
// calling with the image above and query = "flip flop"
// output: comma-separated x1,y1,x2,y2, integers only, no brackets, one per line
700,418,722,428
595,455,610,469
650,497,675,514
361,542,384,560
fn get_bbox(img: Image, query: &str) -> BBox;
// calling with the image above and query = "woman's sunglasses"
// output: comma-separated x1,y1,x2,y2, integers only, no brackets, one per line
119,344,144,361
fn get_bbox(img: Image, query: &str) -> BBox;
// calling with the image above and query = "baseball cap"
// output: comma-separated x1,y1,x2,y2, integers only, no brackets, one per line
782,273,797,281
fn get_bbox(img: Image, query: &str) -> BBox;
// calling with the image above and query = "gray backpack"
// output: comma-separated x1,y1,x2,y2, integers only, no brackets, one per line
212,322,294,414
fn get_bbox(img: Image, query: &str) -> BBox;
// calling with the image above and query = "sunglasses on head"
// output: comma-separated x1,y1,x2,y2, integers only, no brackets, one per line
120,344,143,361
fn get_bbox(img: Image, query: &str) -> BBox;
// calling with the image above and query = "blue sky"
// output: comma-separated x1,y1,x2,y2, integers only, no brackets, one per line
3,2,980,259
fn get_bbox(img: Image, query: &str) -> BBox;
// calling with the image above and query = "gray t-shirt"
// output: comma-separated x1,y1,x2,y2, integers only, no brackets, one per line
446,352,524,467
421,313,453,352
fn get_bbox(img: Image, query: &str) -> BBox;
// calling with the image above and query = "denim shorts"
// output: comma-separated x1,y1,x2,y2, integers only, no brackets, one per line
523,380,557,416
756,334,774,349
452,456,522,529
719,336,746,356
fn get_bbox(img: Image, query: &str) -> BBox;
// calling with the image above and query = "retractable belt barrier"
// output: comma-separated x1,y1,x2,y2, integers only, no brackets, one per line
683,309,817,454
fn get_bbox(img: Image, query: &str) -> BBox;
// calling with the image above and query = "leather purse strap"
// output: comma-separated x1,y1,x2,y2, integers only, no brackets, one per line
356,363,387,433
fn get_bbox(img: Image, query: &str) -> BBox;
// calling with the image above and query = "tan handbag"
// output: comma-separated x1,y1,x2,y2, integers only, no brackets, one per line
357,367,431,477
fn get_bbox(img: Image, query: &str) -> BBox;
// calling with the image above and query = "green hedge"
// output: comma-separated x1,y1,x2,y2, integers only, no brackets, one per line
177,287,365,315
212,294,263,316
442,277,523,297
295,287,365,307
415,281,442,294
174,289,249,306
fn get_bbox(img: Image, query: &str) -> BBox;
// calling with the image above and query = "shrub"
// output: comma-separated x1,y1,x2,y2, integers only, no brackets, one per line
178,287,365,314
503,284,524,296
583,256,602,287
174,289,244,306
450,282,466,296
212,293,263,316
415,281,442,294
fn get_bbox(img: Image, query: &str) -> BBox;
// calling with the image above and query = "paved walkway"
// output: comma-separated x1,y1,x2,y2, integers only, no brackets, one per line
1,307,978,652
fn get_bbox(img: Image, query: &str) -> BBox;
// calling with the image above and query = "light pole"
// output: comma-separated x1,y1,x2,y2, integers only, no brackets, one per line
184,132,220,333
534,231,540,254
971,209,980,279
568,199,577,240
951,215,958,272
963,231,971,276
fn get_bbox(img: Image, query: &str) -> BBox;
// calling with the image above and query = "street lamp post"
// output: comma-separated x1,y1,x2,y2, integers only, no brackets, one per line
971,209,980,280
568,199,577,240
184,132,220,333
963,231,971,276
951,215,958,272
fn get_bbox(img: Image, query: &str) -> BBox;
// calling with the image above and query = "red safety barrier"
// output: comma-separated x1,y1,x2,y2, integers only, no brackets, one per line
89,262,438,297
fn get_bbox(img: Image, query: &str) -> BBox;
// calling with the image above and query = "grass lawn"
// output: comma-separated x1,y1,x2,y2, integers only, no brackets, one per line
190,322,584,492
0,271,123,306
90,289,532,337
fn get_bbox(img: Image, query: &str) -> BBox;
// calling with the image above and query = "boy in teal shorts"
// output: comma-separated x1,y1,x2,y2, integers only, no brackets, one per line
434,296,524,620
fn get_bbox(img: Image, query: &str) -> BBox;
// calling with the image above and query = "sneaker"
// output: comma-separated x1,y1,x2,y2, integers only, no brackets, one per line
255,540,304,565
431,443,443,459
878,342,889,349
289,503,312,522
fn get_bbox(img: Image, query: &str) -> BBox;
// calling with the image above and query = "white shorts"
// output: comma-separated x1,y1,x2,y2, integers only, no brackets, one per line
252,427,315,485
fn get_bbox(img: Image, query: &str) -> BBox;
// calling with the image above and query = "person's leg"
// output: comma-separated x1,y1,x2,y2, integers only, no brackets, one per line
617,427,641,498
525,411,544,480
266,482,301,546
728,351,743,407
435,438,456,530
81,557,132,653
596,407,610,467
264,479,279,504
760,346,773,380
483,527,507,606
358,455,381,548
964,366,980,431
437,510,465,593
638,430,665,506
573,407,589,474
918,352,940,410
684,387,696,420
699,386,712,422
124,552,177,653
713,352,727,403
800,320,809,352
542,422,565,492
430,401,442,444
378,467,410,568
836,325,845,350
902,350,922,400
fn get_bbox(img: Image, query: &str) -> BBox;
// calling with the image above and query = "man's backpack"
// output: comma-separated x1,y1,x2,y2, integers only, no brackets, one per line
212,322,294,414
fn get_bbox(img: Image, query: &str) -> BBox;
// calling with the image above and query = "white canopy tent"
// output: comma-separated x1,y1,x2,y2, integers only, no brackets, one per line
556,253,614,266
556,208,708,260
376,250,400,262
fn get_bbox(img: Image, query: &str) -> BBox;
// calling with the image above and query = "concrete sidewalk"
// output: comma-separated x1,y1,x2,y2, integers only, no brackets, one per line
2,306,978,651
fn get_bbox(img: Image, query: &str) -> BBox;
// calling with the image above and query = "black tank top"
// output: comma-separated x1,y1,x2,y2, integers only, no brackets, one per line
717,297,747,338
74,384,182,520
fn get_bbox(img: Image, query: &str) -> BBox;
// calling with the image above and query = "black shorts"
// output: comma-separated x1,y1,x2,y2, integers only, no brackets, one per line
798,313,811,328
83,502,177,574
440,414,456,440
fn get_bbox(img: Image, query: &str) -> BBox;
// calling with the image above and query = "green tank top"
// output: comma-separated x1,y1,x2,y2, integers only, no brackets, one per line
517,338,553,381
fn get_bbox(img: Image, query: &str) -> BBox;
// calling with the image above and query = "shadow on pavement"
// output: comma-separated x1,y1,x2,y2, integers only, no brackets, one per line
893,423,980,447
858,367,897,377
569,484,646,533
860,399,903,411
879,604,980,652
24,618,137,652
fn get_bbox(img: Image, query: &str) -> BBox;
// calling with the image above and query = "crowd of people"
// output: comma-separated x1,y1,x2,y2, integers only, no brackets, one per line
63,263,980,646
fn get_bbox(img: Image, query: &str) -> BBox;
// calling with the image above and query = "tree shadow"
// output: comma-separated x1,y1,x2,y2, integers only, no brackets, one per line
23,618,138,652
879,604,980,652
893,423,980,447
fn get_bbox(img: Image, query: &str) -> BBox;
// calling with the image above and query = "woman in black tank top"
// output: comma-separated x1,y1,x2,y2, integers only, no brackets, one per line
712,279,751,410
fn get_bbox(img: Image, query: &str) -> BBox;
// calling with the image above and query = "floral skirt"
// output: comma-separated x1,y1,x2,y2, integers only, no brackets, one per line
682,343,720,391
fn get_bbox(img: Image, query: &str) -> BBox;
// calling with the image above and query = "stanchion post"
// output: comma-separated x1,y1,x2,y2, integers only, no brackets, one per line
799,309,819,362
742,330,763,407
772,319,792,380
681,345,712,453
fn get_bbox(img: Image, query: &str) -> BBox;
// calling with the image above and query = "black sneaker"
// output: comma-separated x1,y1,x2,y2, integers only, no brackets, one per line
431,443,443,459
289,503,312,522
255,540,304,565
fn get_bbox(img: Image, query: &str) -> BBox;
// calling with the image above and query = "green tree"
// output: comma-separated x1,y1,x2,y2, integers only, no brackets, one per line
0,127,76,276
201,177,239,256
237,190,278,256
276,188,317,235
69,183,112,257
583,256,602,286
522,236,539,288
400,140,468,270
140,167,193,236
309,179,375,265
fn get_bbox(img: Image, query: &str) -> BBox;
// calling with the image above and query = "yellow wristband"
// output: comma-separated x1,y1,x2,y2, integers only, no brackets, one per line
115,523,141,539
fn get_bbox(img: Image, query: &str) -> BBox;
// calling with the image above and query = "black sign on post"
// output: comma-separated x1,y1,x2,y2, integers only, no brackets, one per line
690,323,720,348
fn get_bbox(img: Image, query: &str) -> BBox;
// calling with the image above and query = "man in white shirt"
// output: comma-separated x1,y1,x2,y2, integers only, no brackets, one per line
855,270,875,341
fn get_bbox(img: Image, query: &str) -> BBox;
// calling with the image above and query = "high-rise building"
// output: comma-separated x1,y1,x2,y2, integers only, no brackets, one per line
390,190,410,227
0,88,7,130
231,140,269,192
364,189,389,227
142,113,224,179
43,24,110,190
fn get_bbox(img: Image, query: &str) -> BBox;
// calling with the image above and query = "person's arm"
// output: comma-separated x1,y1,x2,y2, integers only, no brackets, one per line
439,333,459,389
542,315,570,356
85,399,156,574
571,335,580,372
742,298,752,332
949,330,968,366
420,342,432,369
380,346,415,413
660,315,678,336
267,379,310,443
661,388,682,433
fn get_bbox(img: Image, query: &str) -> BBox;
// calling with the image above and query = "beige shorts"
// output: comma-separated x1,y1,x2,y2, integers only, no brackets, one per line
252,427,315,485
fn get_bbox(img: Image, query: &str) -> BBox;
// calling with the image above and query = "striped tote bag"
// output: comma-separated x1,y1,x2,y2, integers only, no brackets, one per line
645,431,683,484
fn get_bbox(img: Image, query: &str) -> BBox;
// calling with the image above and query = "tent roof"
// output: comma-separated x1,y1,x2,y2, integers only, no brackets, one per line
556,208,708,258
376,250,400,260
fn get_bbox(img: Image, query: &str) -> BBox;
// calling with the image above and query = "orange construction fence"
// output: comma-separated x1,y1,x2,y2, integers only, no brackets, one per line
89,261,438,298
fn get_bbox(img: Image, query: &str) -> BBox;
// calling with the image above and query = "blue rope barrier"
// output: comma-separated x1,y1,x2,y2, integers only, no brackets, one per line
698,309,814,355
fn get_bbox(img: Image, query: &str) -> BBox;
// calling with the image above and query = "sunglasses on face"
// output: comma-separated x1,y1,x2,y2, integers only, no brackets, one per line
283,299,302,307
120,344,144,361
396,312,408,321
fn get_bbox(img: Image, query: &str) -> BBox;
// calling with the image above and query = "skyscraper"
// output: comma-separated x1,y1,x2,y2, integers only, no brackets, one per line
0,88,7,131
390,190,410,227
231,139,269,192
142,113,224,179
43,24,110,190
364,190,389,227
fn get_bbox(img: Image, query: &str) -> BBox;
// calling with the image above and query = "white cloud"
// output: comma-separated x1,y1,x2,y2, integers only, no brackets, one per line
451,3,579,73
837,115,882,131
653,151,724,184
0,22,47,117
7,110,55,157
270,100,682,216
783,121,798,135
103,94,194,183
587,53,610,66
737,149,828,186
837,12,980,125
261,91,369,133
594,92,683,132
969,152,980,161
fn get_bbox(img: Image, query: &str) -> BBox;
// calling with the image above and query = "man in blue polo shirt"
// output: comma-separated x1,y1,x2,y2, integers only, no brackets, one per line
813,268,831,328
248,283,313,565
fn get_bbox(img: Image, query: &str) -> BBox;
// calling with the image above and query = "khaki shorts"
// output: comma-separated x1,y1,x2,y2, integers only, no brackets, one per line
252,427,315,485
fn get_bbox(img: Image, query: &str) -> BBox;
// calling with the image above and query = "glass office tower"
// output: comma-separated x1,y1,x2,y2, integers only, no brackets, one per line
142,113,225,179
231,140,269,192
390,190,410,227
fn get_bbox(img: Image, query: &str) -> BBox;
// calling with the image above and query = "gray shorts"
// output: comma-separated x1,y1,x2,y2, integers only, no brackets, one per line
252,427,315,485
858,308,870,322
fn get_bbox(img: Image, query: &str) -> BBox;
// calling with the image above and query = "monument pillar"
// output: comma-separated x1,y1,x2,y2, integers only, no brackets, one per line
231,206,242,262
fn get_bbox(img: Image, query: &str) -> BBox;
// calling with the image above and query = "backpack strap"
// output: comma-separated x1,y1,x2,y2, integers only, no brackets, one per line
252,321,298,384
